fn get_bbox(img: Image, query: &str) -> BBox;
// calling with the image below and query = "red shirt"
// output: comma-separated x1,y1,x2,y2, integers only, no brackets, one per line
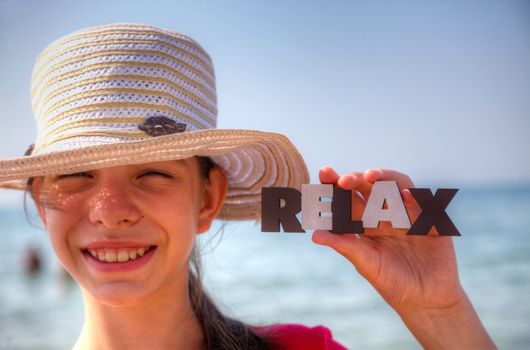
253,323,348,350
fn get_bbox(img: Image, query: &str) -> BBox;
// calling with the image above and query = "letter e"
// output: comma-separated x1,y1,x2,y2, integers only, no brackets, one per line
301,184,333,230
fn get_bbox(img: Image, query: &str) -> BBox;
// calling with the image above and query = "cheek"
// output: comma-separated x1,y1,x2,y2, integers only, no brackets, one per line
142,190,201,256
42,205,83,272
141,186,201,227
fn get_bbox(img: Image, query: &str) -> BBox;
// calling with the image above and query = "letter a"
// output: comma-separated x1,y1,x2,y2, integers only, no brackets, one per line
362,181,411,229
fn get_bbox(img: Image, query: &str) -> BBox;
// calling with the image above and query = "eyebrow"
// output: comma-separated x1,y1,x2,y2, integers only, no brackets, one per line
174,159,188,167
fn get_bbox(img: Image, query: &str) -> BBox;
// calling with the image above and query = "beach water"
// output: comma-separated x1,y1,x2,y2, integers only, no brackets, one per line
0,185,529,349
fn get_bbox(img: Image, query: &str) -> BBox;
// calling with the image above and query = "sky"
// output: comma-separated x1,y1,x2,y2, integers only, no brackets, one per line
0,0,529,204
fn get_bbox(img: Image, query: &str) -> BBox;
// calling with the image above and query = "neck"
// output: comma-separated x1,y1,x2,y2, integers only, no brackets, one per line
73,286,205,350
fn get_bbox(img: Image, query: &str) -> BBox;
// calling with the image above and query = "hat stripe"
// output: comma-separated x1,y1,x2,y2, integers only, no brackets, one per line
32,60,216,105
39,88,215,127
38,117,146,148
33,47,214,95
33,53,211,95
37,130,150,151
42,101,210,131
216,144,279,194
38,110,193,145
36,27,213,73
3,130,304,182
33,73,217,117
33,37,214,81
229,147,254,184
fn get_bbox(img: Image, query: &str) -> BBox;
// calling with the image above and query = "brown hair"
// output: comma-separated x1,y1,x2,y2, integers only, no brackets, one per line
25,156,270,350
192,156,270,349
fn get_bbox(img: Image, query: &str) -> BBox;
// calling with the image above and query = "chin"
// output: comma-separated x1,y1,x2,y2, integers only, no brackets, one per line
82,281,158,307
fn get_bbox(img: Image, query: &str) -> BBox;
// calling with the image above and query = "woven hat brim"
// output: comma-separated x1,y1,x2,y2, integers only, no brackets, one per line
0,129,309,221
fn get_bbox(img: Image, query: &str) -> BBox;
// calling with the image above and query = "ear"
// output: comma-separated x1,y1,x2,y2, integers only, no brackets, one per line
31,178,48,228
197,167,228,234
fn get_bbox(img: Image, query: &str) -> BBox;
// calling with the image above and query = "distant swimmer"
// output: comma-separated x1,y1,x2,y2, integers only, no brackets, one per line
23,246,41,275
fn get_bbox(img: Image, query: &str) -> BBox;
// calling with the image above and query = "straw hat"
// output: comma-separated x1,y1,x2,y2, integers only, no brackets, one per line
0,23,309,221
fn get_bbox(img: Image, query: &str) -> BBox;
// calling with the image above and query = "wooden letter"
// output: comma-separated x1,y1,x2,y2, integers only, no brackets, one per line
261,187,305,232
407,188,460,236
362,181,411,229
301,184,333,230
331,187,364,234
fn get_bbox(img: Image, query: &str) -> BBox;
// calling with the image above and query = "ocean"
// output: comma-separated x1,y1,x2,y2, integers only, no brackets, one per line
0,185,529,349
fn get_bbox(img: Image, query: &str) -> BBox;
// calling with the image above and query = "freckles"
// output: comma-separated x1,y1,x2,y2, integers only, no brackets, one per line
90,189,119,212
45,186,85,211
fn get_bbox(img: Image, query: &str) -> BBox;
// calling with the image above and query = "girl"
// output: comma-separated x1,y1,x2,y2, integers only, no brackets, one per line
0,23,495,349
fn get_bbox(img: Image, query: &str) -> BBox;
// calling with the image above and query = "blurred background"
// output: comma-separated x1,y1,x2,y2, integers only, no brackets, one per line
0,0,529,349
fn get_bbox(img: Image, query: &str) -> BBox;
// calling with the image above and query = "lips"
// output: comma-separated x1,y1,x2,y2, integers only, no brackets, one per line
81,244,157,272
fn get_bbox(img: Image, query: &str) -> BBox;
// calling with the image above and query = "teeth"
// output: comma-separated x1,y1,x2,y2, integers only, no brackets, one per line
105,251,116,263
117,251,129,262
88,247,150,263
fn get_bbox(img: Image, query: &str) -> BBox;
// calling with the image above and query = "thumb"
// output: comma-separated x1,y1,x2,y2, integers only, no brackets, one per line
312,230,376,272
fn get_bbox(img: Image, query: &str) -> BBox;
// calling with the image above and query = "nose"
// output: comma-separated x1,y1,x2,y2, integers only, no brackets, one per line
88,180,142,229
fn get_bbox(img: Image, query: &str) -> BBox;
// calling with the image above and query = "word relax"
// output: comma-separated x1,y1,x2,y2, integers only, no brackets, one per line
261,181,460,236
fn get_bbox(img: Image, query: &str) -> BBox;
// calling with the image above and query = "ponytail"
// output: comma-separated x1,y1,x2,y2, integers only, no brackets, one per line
188,246,269,349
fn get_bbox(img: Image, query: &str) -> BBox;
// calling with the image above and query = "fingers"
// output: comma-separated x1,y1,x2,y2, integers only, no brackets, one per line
365,168,415,190
319,166,340,185
402,188,415,203
318,167,420,236
335,173,367,219
321,167,366,219
339,172,373,201
312,230,363,264
321,167,415,191
312,230,378,279
336,168,412,202
360,168,420,224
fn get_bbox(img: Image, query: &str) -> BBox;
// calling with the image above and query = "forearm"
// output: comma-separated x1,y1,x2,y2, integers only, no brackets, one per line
399,293,496,350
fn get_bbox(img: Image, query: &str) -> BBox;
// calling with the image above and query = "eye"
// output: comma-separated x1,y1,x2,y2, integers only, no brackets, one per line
138,170,173,179
50,171,93,192
56,172,92,180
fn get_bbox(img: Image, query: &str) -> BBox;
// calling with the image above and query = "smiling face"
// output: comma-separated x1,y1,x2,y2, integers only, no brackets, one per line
32,158,227,306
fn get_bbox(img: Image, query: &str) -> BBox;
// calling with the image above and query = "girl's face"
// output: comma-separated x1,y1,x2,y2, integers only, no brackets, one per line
33,158,226,306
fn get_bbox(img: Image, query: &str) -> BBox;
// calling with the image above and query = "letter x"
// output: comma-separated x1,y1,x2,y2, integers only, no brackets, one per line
407,188,460,236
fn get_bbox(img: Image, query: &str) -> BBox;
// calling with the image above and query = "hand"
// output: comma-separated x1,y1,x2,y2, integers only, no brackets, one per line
312,167,496,349
312,166,463,314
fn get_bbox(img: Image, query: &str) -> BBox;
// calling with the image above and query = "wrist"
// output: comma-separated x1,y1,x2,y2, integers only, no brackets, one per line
399,292,496,350
398,286,469,321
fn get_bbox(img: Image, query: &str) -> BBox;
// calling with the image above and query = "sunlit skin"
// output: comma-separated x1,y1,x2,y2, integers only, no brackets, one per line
31,160,494,349
313,167,496,349
32,158,227,350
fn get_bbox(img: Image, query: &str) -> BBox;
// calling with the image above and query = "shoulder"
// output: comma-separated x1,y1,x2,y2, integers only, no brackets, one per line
252,323,348,350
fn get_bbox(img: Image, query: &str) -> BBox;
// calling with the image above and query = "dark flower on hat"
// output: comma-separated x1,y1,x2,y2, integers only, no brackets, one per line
139,117,187,137
24,144,35,156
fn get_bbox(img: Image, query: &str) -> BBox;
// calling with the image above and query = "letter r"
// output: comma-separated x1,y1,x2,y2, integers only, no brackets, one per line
261,187,305,232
